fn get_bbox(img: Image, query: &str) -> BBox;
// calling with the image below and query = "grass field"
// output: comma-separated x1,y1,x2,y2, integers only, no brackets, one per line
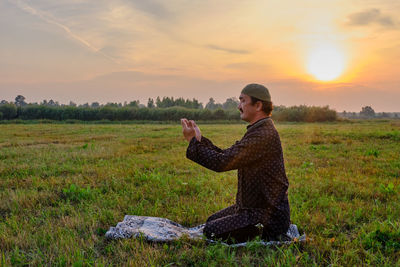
0,120,399,266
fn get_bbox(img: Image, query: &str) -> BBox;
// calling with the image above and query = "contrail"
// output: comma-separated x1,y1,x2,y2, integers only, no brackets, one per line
9,0,118,63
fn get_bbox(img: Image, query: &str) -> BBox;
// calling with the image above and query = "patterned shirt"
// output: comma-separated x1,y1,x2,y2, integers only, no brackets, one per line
186,117,290,234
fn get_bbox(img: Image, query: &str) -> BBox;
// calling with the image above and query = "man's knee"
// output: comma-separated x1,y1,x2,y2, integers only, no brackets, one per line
204,223,261,243
206,214,215,223
203,223,215,239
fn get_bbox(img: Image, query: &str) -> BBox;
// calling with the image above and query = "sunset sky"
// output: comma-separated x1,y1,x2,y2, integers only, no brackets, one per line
1,0,399,111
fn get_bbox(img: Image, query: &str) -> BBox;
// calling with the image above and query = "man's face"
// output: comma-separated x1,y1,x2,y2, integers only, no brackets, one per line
238,93,258,122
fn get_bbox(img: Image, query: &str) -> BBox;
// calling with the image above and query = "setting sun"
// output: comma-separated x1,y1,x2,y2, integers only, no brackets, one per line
307,44,346,81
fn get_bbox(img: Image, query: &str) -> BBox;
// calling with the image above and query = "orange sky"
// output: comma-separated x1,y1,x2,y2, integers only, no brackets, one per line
1,0,399,111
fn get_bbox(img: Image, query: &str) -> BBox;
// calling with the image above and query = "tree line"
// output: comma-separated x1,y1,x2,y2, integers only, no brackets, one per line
0,95,338,122
339,106,399,119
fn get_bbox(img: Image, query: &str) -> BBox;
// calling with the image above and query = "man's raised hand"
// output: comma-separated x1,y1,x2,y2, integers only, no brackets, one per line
181,118,202,142
190,120,202,142
181,118,196,142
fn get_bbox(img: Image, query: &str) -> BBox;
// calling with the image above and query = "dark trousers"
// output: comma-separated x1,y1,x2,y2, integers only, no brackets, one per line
203,205,265,244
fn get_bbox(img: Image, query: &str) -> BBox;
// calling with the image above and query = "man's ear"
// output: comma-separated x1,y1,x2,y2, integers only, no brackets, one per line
256,101,263,111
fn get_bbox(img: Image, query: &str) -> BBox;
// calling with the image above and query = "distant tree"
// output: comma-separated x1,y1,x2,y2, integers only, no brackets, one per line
175,97,185,107
150,96,202,109
156,97,175,108
380,112,389,118
91,102,100,108
127,100,139,108
147,98,155,108
0,100,8,105
0,103,17,119
222,97,239,110
69,101,77,107
104,102,118,107
187,98,203,109
205,98,222,110
15,95,27,107
156,96,162,108
164,97,174,108
205,98,215,110
213,109,226,120
360,106,375,118
47,99,58,106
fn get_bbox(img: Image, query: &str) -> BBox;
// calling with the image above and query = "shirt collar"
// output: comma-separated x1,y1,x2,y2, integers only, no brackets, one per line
246,116,271,130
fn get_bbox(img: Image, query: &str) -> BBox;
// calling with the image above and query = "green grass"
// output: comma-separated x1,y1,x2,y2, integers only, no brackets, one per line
1,121,400,266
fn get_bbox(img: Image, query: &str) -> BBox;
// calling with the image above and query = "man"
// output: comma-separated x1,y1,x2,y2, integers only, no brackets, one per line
181,83,290,243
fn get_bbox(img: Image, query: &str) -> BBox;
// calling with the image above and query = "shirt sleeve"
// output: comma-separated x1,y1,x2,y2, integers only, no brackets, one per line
186,131,269,172
198,136,223,153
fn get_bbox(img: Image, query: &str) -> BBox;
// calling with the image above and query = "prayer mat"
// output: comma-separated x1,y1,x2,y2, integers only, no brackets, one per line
105,215,306,247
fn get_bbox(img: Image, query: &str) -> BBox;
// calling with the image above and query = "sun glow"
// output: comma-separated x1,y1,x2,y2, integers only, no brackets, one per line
307,44,345,81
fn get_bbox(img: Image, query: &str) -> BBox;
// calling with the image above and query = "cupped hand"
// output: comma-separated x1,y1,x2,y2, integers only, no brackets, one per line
181,118,196,142
190,120,202,142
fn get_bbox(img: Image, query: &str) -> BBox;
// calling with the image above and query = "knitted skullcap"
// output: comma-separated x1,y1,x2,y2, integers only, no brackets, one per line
241,83,271,102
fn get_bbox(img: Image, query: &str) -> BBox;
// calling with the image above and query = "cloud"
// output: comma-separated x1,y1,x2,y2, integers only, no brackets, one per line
225,62,269,69
124,0,170,19
346,8,395,27
205,44,250,54
9,0,117,62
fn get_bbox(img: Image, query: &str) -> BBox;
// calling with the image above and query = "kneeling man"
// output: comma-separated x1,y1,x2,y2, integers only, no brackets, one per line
181,84,290,243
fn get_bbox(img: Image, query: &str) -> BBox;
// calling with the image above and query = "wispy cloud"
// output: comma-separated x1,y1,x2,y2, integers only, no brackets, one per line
206,44,250,54
9,0,117,62
346,8,396,28
225,62,269,69
124,0,170,19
